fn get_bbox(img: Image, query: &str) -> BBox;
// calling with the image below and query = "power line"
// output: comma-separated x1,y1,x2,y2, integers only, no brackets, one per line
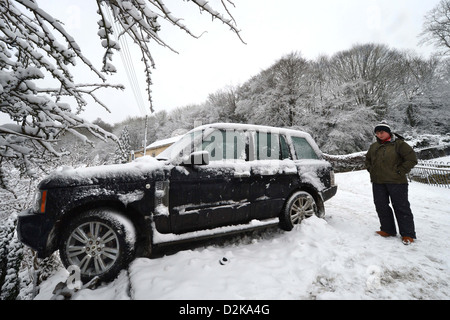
104,6,148,116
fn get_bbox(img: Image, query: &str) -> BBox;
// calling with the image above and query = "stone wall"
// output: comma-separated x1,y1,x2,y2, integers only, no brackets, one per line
323,145,450,173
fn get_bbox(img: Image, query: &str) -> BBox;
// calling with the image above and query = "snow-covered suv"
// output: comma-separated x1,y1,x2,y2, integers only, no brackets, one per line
17,123,337,282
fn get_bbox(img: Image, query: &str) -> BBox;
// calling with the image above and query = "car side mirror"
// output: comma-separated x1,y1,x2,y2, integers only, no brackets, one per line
183,151,209,166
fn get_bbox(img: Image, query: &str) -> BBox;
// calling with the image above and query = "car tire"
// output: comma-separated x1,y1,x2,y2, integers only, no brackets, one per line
279,191,317,231
59,208,136,283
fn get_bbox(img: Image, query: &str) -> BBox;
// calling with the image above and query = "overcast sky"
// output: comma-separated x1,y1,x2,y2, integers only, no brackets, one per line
5,0,443,125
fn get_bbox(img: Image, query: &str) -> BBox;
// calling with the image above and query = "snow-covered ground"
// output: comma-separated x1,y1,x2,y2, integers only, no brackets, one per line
35,169,450,300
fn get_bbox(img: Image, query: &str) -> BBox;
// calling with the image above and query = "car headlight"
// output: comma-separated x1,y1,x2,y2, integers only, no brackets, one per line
330,171,336,186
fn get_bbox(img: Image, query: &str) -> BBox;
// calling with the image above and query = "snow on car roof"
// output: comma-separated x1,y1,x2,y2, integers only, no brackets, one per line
188,122,312,137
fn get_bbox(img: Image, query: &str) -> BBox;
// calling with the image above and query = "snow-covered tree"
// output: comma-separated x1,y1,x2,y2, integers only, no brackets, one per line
232,43,448,154
421,0,450,55
114,125,132,163
327,43,403,118
389,53,450,134
0,214,23,300
0,0,243,187
267,52,311,127
205,86,241,123
235,53,312,127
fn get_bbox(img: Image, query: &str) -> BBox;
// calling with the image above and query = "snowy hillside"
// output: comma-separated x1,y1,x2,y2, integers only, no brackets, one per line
35,169,450,300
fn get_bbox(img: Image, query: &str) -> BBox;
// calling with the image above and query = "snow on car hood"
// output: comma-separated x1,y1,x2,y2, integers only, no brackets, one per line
40,156,167,188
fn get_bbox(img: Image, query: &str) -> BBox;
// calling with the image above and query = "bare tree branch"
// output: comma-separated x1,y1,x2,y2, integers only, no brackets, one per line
420,0,450,55
0,0,244,184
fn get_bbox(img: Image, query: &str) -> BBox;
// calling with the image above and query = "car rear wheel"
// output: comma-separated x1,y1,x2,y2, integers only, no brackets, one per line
59,209,136,283
279,191,317,231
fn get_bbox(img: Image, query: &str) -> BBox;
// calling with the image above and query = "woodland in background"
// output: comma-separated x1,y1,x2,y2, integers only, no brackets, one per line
92,43,449,163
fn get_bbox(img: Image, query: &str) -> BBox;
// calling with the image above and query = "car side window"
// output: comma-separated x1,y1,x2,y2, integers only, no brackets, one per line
280,134,291,160
202,129,247,161
253,132,292,160
256,131,280,160
291,136,319,160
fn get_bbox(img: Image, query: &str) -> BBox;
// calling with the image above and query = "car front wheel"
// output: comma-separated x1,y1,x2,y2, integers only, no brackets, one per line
279,191,317,231
59,209,136,283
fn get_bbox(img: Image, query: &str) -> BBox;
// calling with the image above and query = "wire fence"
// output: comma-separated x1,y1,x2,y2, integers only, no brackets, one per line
410,161,450,188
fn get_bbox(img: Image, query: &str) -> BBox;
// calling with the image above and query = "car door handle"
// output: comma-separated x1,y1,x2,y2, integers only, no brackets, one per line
234,171,250,178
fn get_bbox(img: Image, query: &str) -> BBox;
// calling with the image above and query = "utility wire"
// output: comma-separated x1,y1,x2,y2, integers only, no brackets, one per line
105,6,148,116
104,6,150,155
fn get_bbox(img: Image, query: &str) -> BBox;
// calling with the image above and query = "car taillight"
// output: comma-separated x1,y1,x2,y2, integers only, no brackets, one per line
33,190,48,213
40,190,47,213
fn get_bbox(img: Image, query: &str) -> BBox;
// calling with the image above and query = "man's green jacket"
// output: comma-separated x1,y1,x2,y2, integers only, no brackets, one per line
365,138,418,184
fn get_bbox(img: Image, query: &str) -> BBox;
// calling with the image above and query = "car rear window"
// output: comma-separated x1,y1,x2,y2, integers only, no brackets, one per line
291,136,319,159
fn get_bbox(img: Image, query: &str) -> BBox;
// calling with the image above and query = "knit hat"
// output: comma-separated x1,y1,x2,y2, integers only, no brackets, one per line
374,123,391,134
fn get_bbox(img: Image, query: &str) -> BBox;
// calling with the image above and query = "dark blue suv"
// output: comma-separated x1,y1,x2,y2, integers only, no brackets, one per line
18,123,337,282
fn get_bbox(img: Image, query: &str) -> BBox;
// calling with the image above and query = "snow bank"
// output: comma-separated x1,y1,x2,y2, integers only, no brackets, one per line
35,170,450,300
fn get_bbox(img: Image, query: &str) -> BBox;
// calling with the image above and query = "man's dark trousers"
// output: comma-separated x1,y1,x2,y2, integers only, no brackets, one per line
372,183,416,238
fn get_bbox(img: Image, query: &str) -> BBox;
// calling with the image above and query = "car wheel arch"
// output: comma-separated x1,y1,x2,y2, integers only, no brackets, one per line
56,200,150,258
285,184,325,217
58,207,137,282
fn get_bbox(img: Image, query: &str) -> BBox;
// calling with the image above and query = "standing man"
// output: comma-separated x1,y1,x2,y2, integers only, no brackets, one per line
365,122,418,245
